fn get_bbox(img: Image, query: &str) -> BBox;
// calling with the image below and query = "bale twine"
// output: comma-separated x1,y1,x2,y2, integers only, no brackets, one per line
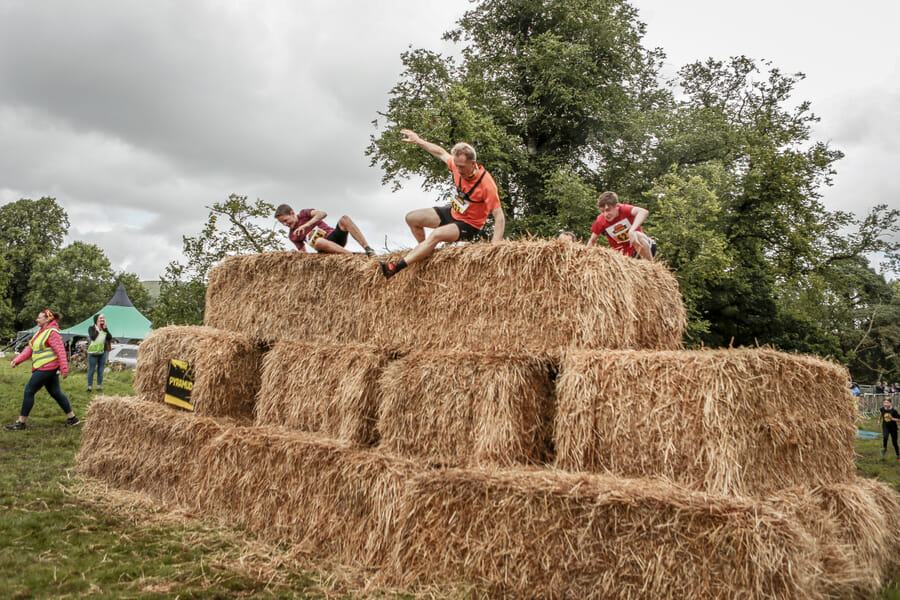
254,341,386,444
377,350,555,467
384,468,823,600
77,395,226,508
204,241,686,354
554,348,857,496
133,325,262,421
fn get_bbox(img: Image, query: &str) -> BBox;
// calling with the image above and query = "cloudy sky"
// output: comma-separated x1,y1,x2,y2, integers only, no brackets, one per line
1,0,897,280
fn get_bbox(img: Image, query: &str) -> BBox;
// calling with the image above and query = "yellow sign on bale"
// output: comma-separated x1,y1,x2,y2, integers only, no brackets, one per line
164,359,194,411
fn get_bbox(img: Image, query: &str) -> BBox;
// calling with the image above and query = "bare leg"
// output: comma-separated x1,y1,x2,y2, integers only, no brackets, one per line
336,215,371,250
405,208,441,243
404,223,461,265
312,238,351,254
632,231,654,261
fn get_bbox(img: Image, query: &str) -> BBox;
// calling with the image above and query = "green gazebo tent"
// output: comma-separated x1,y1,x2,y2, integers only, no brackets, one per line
60,283,152,343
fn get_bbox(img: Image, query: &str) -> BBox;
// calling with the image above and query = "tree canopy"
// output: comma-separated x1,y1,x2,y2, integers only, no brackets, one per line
367,0,900,378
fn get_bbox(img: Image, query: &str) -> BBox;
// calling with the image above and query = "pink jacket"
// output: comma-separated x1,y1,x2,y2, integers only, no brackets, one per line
13,321,69,375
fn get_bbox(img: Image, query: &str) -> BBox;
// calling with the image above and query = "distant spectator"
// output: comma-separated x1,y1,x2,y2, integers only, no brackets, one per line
876,382,885,394
87,314,113,393
851,382,861,396
881,397,900,460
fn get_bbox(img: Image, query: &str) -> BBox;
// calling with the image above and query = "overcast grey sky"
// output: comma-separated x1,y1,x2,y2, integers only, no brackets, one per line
1,0,897,280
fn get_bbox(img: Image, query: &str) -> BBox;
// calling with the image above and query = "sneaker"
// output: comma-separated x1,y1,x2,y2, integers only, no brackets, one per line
96,388,102,393
882,448,887,457
4,421,26,431
65,416,81,427
86,388,92,393
365,246,376,257
380,261,400,279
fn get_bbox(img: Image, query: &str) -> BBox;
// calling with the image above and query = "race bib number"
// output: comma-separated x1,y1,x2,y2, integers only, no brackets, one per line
450,195,470,214
606,220,632,244
307,227,327,246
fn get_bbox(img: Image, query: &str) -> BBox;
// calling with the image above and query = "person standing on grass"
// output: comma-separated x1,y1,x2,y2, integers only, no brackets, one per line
379,129,506,279
880,397,900,460
6,309,80,431
586,191,656,261
275,204,377,257
86,313,113,393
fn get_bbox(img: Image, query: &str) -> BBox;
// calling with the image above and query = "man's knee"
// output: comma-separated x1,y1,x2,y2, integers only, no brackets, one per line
429,224,461,244
337,215,352,231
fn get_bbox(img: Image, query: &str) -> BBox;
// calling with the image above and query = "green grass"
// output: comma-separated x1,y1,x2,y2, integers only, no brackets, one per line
0,360,333,599
2,357,899,598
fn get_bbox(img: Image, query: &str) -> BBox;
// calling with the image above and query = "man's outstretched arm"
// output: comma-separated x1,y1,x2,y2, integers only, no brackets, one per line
400,129,451,163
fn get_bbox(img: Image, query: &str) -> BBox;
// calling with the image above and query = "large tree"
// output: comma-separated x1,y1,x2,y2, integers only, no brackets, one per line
152,195,283,327
19,241,116,326
650,58,899,350
367,0,666,237
0,197,69,331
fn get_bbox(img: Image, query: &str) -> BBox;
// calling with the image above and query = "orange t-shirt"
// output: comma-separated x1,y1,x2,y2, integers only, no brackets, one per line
446,158,501,230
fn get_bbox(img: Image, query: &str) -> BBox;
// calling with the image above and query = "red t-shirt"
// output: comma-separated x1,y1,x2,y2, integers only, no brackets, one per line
446,158,501,230
590,203,644,255
288,209,335,251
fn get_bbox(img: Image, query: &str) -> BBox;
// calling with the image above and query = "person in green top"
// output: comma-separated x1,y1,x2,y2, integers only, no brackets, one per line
87,313,113,393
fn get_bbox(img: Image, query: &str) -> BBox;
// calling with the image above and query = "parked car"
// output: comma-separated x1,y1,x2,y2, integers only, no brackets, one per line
107,343,139,369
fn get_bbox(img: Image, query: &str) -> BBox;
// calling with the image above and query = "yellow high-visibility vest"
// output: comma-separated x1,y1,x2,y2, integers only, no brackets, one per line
30,326,59,369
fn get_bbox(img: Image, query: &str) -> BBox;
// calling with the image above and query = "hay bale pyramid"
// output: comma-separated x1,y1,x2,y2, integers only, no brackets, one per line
78,241,900,599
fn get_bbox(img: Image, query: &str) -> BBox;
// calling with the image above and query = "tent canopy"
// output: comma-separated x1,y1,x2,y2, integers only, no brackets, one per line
60,283,153,342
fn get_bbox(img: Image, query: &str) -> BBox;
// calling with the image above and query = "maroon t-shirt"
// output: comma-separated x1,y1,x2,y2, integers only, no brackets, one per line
288,209,335,250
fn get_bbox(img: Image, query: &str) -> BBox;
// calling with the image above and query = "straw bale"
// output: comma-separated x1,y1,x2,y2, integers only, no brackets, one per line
254,341,386,444
377,350,555,467
766,478,900,598
77,395,226,507
134,325,262,421
204,241,686,354
384,468,824,600
192,426,420,566
554,347,857,496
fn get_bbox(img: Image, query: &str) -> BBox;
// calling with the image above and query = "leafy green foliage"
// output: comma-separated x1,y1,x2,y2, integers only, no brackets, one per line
645,165,732,341
367,0,662,222
0,197,69,333
19,241,117,327
151,195,283,327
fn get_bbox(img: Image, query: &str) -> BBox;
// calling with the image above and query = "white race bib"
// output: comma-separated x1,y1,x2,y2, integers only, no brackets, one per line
605,219,633,243
450,195,470,214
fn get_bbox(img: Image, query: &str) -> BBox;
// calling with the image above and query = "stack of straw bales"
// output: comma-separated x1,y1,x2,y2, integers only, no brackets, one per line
377,350,554,466
254,341,386,444
134,325,262,421
385,468,823,600
77,240,900,599
554,348,857,495
204,241,687,353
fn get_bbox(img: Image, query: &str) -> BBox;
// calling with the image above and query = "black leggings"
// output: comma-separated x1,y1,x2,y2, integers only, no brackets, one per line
884,427,899,455
21,369,72,417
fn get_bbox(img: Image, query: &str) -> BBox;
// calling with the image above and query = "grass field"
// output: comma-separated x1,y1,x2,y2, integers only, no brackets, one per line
1,357,898,599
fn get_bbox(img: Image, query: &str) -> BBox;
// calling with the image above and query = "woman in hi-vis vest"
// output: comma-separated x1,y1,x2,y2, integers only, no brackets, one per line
6,309,80,431
86,313,113,393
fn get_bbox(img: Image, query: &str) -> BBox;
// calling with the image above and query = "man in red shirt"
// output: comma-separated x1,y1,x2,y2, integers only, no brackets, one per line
380,128,506,279
586,191,656,261
275,205,376,256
